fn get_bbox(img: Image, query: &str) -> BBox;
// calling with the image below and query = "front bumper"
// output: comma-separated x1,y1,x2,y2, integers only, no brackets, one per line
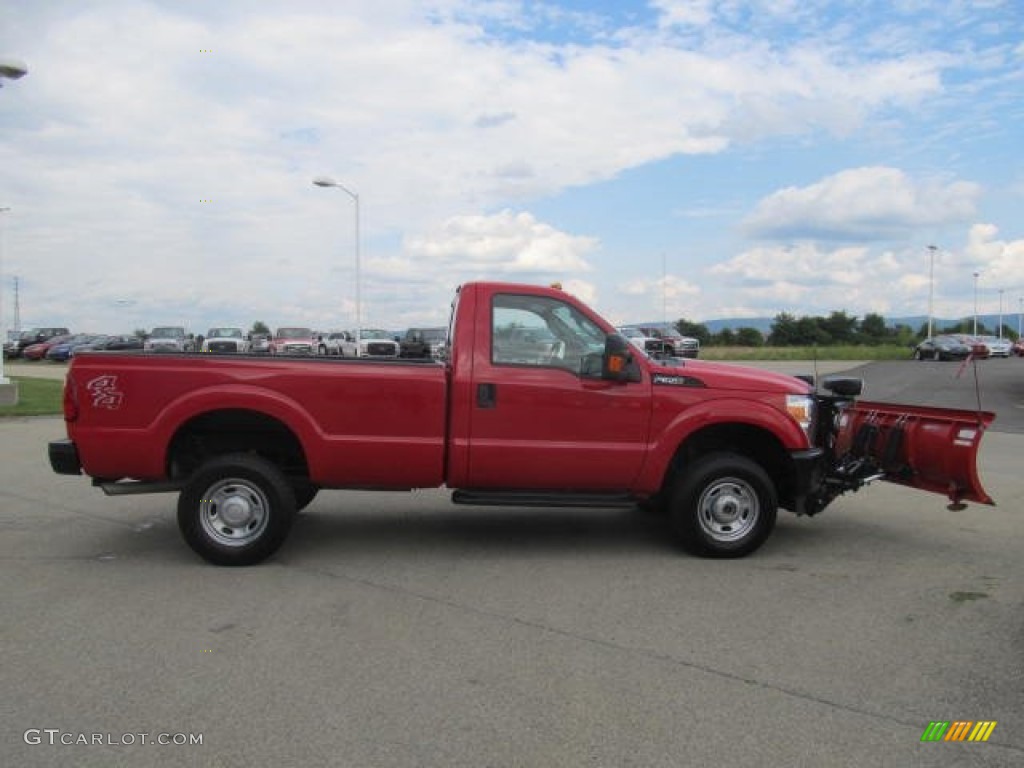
49,439,82,475
789,448,825,515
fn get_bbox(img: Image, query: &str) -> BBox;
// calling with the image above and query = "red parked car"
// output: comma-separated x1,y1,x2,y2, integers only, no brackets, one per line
951,335,990,359
21,334,75,361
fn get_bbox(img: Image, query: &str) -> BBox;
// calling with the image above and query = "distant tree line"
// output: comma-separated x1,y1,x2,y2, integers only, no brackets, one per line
676,313,1020,348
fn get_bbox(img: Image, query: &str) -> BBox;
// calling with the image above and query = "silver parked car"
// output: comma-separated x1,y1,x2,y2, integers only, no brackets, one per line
976,335,1012,358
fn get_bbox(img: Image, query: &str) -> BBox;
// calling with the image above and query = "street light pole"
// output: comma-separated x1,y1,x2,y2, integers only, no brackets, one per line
313,177,361,356
972,271,980,336
0,56,27,403
0,207,9,385
926,245,937,339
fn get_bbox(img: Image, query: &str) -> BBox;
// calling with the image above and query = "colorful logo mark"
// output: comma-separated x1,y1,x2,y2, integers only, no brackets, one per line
921,721,997,743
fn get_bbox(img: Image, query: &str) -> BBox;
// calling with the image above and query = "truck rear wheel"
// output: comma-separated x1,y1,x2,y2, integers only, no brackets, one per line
670,452,777,558
177,453,296,566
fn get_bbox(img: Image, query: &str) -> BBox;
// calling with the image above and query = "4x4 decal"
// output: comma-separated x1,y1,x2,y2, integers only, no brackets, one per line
86,375,124,410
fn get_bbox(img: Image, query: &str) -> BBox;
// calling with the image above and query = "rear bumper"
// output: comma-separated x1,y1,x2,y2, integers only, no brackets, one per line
49,439,82,475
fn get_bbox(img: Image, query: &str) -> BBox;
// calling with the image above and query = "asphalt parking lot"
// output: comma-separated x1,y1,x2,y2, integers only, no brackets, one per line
3,359,1022,767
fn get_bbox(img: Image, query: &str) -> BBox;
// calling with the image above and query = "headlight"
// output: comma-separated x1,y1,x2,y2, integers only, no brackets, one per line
785,394,815,438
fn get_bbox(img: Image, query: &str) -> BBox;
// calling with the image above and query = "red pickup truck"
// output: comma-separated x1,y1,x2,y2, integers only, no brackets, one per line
49,282,994,566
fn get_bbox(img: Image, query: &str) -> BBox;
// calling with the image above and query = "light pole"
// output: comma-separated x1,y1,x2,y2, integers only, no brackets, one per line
927,245,937,339
972,271,980,336
1,58,29,402
0,208,11,390
313,176,361,356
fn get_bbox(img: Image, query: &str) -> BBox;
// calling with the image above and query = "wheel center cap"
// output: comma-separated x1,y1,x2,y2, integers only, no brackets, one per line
220,496,253,527
712,495,741,524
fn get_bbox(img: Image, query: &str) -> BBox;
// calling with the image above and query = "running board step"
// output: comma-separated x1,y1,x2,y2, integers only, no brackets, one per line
451,490,636,509
97,480,183,496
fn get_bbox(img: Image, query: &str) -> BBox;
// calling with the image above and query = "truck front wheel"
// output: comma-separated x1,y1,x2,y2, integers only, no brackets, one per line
178,453,296,566
670,453,777,558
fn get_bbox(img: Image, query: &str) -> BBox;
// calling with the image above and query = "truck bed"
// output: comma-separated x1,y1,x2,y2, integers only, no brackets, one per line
65,352,449,488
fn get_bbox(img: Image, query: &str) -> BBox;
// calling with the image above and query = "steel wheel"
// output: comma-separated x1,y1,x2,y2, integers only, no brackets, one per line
178,453,296,566
198,477,271,547
670,452,777,558
695,476,760,544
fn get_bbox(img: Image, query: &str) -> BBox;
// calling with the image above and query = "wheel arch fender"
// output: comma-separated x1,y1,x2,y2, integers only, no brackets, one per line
635,399,809,496
152,385,323,478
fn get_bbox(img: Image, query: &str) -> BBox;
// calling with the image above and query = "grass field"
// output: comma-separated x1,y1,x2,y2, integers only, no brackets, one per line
698,345,911,361
0,377,64,418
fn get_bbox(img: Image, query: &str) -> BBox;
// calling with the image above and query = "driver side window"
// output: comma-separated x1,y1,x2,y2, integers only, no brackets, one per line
491,293,604,372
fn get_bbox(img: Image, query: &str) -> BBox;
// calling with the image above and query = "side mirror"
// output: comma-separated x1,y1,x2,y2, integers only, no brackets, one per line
602,334,641,382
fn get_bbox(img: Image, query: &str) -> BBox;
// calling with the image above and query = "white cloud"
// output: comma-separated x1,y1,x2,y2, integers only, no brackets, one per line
743,167,981,241
964,223,1024,291
404,210,596,274
652,0,716,28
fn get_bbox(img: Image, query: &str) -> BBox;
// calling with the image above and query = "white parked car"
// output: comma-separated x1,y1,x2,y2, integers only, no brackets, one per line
144,326,193,353
316,331,358,357
617,327,671,357
977,335,1012,358
356,329,400,358
202,327,249,354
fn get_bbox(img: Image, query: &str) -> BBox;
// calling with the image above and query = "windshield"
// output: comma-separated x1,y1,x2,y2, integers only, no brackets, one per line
408,328,446,342
208,328,243,338
277,328,313,339
360,329,393,340
151,327,184,338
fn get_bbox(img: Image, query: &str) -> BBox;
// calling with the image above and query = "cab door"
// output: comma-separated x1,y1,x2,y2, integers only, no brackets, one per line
464,292,652,491
834,400,995,506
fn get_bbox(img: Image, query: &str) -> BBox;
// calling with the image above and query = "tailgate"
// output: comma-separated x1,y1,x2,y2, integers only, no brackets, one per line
835,400,995,506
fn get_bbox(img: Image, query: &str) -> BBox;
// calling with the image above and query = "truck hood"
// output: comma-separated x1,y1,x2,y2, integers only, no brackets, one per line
647,358,812,394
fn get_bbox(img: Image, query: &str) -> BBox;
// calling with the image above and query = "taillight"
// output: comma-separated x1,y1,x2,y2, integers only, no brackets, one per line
63,377,79,422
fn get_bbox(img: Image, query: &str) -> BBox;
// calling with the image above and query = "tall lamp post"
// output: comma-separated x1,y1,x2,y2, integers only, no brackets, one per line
0,207,10,388
926,245,937,339
313,176,361,356
972,271,980,336
1,57,30,404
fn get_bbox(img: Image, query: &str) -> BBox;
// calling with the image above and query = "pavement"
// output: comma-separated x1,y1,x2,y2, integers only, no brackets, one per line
3,362,1023,766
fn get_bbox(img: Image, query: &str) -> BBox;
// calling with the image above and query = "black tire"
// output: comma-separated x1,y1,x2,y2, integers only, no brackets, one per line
177,453,296,566
292,481,320,512
670,452,777,558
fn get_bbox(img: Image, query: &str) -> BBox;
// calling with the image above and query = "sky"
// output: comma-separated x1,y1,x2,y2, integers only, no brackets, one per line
1,0,1022,336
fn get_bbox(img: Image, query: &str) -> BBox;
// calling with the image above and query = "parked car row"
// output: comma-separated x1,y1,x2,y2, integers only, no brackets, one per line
913,334,1017,361
5,332,144,362
618,324,700,359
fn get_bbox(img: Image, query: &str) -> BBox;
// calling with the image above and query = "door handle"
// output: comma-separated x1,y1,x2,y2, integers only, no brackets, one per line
477,383,497,409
